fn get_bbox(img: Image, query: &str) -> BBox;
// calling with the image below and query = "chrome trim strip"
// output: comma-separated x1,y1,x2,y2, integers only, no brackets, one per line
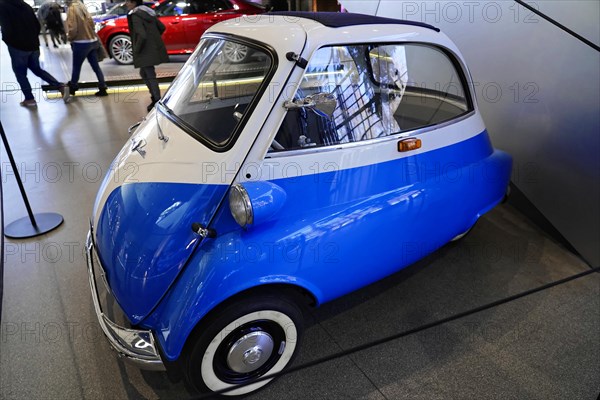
266,110,476,158
85,231,165,371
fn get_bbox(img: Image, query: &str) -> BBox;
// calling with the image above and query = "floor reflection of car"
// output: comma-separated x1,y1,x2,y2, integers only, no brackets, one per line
93,1,157,25
96,0,265,65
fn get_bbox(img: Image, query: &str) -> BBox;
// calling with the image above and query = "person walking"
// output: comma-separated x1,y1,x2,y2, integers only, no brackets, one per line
45,2,68,48
125,0,168,111
37,1,67,48
64,0,108,102
36,0,53,48
0,0,66,107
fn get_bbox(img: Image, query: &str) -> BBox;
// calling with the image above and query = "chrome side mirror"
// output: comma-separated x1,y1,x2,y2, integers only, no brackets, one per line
283,92,337,118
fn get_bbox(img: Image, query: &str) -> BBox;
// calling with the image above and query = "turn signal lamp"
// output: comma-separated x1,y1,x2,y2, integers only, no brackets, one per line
398,138,422,152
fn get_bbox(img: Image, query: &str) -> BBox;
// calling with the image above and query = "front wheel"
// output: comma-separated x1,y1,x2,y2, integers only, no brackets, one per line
108,34,133,65
184,294,304,396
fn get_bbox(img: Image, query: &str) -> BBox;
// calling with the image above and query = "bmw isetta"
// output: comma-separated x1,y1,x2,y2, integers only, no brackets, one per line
86,12,512,396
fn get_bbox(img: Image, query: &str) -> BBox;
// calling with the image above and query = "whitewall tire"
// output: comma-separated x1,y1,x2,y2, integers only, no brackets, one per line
184,294,303,397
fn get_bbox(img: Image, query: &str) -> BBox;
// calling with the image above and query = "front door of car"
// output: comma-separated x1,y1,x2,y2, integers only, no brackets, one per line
92,36,291,324
248,42,479,302
155,0,188,51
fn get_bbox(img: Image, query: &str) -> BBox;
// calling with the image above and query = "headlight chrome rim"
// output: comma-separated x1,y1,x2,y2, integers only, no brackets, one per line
229,184,253,228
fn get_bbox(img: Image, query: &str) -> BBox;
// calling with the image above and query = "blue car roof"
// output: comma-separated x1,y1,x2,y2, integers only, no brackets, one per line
266,12,440,32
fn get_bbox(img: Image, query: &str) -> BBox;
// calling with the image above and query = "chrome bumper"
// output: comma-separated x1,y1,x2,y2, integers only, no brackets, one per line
85,231,166,371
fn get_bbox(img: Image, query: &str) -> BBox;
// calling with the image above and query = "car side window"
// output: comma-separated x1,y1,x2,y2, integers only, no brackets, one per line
155,0,184,16
209,0,231,12
187,0,230,14
271,43,472,152
373,44,470,131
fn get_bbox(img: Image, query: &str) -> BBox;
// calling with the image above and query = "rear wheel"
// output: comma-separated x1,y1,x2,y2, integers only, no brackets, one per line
109,34,133,65
184,294,304,396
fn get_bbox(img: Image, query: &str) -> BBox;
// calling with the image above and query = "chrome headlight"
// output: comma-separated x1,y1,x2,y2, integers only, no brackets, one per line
229,184,253,228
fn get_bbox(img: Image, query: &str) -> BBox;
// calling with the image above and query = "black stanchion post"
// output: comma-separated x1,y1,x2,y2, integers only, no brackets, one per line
0,120,64,238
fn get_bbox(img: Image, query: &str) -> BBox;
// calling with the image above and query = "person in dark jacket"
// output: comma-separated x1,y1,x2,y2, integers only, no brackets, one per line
125,0,169,111
0,0,66,107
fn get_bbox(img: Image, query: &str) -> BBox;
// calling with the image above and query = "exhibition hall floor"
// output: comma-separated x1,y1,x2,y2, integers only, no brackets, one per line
0,44,599,400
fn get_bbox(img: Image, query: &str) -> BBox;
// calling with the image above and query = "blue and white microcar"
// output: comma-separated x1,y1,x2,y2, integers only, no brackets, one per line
86,12,512,396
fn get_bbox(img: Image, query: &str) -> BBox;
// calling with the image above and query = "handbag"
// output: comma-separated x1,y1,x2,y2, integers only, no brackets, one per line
95,35,108,62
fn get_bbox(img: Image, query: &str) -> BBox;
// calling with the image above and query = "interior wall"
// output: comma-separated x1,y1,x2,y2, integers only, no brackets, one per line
341,0,600,267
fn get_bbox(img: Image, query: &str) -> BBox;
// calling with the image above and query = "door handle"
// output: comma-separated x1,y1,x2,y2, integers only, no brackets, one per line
170,21,180,24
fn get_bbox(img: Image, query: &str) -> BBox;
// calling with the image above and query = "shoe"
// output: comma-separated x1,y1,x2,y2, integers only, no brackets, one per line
20,99,37,107
63,85,72,104
94,88,108,97
53,44,58,49
147,101,157,112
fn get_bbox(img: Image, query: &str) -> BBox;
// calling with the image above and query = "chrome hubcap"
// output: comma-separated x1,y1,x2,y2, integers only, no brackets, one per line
243,346,263,364
111,38,132,63
224,43,248,63
227,331,274,374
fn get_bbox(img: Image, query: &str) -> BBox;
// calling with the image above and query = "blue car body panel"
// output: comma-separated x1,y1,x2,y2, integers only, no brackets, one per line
95,182,228,323
138,130,512,360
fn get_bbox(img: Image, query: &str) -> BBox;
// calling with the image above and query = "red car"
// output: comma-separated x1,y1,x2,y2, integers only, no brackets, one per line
96,0,265,64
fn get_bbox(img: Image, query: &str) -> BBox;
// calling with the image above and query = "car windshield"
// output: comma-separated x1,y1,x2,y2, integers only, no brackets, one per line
161,37,273,150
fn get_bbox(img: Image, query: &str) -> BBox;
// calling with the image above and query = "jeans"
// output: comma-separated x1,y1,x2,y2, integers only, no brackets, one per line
140,66,161,103
69,41,107,91
7,45,62,100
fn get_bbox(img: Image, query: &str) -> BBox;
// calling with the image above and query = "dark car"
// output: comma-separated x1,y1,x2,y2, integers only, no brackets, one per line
96,0,265,64
93,1,157,25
